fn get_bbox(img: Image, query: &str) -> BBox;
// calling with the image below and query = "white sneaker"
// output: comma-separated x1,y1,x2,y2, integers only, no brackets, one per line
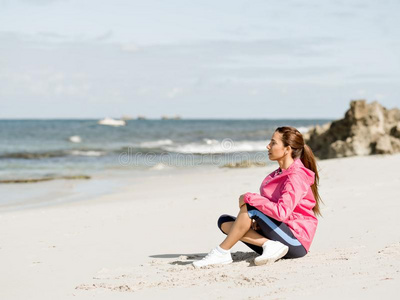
254,240,289,266
192,247,233,268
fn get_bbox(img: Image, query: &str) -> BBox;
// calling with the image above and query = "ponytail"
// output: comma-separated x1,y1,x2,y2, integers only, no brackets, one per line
276,126,323,217
301,144,322,217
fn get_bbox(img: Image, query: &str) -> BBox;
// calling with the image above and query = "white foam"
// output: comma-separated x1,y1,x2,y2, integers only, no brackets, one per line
150,163,169,170
140,139,173,148
68,135,82,143
203,138,219,145
297,126,311,134
164,140,268,154
69,150,104,157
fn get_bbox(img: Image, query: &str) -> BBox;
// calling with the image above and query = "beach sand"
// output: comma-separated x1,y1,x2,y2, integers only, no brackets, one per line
0,155,399,299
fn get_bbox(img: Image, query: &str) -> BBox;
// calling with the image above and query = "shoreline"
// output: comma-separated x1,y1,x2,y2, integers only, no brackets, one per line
0,161,279,212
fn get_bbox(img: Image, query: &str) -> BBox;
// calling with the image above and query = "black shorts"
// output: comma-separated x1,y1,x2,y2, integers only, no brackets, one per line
217,204,307,259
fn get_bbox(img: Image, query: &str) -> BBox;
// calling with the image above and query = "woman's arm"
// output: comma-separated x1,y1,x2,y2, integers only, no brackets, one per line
243,173,309,222
238,194,246,208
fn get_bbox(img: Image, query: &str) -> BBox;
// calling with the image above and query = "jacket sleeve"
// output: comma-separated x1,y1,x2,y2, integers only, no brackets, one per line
244,173,309,222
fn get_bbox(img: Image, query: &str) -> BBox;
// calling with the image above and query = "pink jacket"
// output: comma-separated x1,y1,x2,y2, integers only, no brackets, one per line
244,159,318,251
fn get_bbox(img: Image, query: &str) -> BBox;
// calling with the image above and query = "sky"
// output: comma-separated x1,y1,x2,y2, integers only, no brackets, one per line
0,0,399,119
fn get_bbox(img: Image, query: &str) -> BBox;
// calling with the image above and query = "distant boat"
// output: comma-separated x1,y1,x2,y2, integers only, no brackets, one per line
121,115,133,121
98,117,126,127
161,115,181,120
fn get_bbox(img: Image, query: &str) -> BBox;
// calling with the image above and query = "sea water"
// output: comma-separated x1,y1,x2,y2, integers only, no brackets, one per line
0,119,330,182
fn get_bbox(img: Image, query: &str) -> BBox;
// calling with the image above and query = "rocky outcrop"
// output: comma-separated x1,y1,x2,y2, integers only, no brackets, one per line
221,160,267,168
0,175,91,184
305,100,400,159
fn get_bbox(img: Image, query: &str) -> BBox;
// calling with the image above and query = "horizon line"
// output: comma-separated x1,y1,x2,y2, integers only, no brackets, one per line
0,117,335,121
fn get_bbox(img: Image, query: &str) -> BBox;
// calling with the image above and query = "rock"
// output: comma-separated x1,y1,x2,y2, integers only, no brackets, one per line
221,160,267,168
374,135,393,154
390,136,400,152
390,122,400,139
0,175,91,184
306,100,400,159
329,140,354,158
387,110,400,129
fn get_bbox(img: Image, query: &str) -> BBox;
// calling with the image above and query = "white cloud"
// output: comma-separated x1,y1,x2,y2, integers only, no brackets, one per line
374,93,386,100
137,87,151,95
249,89,259,95
357,89,366,96
167,87,183,99
0,69,91,97
120,43,140,52
1,4,399,119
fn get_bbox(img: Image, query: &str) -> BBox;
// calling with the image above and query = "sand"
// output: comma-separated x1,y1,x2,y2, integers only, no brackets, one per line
0,154,399,299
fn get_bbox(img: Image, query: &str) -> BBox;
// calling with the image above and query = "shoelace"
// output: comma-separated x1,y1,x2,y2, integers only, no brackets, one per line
203,249,218,260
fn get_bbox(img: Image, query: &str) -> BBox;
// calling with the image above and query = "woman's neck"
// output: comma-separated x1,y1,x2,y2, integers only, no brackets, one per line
278,156,294,170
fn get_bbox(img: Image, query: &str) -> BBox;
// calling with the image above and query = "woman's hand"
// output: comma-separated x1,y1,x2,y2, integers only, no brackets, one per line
251,220,260,231
239,194,246,208
239,194,260,230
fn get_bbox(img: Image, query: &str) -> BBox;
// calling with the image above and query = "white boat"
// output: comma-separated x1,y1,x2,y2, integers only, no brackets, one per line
97,117,126,127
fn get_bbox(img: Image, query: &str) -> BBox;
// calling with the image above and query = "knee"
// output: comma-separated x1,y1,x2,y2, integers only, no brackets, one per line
240,203,248,213
217,215,224,229
218,215,236,234
217,214,234,230
220,222,229,234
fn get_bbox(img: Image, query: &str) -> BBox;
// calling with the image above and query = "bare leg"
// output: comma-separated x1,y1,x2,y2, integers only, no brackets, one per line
221,221,268,247
219,205,268,250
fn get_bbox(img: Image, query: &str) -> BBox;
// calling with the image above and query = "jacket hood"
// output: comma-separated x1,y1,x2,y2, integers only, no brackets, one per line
280,158,315,186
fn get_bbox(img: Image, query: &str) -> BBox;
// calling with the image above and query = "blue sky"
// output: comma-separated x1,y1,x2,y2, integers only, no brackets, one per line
0,0,399,119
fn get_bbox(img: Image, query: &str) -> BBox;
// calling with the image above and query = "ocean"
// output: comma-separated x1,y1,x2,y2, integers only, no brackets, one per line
0,119,330,182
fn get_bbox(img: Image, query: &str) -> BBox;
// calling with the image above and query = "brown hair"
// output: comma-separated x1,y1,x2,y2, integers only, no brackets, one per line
276,126,322,217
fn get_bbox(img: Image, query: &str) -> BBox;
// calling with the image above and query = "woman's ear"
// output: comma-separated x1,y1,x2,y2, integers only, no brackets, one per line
285,146,291,155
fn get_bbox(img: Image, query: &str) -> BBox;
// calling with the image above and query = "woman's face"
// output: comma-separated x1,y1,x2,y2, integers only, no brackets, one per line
267,131,288,161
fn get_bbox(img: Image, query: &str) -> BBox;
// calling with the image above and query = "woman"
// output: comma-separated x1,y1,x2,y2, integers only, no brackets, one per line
193,126,321,268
